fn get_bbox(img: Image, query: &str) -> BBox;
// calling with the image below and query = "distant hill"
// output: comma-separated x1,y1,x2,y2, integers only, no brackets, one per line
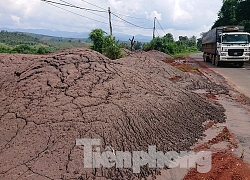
0,27,152,42
25,32,91,43
113,33,152,42
0,30,40,46
0,30,90,54
0,27,89,39
0,28,152,55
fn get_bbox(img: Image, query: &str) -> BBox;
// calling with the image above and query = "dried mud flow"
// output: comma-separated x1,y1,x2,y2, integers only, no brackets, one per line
0,49,226,179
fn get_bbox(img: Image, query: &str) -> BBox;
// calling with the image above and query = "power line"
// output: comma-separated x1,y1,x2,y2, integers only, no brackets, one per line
111,12,152,30
58,0,108,19
155,29,160,37
41,0,154,32
43,1,108,24
43,0,128,23
80,0,106,11
112,12,151,20
81,0,151,21
41,0,107,12
111,16,152,26
156,18,166,35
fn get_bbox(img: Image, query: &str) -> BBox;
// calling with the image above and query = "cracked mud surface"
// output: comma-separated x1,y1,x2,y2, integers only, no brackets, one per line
0,49,226,179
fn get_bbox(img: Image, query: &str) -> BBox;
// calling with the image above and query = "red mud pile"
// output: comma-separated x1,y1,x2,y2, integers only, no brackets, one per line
0,49,226,179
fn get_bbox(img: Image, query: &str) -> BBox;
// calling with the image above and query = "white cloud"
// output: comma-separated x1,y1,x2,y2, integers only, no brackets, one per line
173,0,192,23
11,15,20,23
148,11,162,21
0,0,223,39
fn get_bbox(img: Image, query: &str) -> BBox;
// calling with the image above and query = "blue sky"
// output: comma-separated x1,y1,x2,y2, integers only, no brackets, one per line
0,0,223,39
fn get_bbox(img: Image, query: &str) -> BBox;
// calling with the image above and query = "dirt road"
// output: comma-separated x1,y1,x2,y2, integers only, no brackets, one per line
189,53,250,162
190,53,250,98
182,53,250,179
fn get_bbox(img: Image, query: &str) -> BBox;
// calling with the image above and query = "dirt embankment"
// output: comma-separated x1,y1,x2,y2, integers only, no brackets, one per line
0,49,226,179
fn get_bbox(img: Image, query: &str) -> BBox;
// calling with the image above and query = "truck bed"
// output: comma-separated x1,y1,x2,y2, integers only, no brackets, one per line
202,43,216,54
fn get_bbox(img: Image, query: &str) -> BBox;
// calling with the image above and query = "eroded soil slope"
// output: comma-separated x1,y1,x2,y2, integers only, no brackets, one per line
0,49,226,179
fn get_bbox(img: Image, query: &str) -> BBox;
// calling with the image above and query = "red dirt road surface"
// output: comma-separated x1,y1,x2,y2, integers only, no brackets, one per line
0,48,247,179
184,151,250,180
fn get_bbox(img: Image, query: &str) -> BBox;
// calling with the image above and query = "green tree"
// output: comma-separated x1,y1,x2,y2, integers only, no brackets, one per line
0,44,11,53
239,20,250,33
134,41,143,50
162,33,174,43
197,38,202,51
11,44,36,54
143,32,198,55
88,29,106,53
119,42,130,50
150,37,164,51
0,31,39,46
88,29,126,59
164,42,178,55
237,0,250,32
37,46,51,54
188,36,196,47
102,36,123,60
178,36,189,45
212,0,250,32
213,0,238,28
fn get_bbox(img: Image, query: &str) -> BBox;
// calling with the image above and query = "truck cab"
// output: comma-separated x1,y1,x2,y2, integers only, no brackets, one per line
202,26,250,67
217,31,250,66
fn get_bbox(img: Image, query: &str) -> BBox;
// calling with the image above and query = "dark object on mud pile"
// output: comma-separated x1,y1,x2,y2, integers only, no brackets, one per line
0,48,225,179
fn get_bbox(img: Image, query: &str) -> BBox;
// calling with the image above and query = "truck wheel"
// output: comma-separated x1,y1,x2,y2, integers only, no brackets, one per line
203,53,206,62
206,56,210,62
238,61,244,67
203,53,210,62
212,55,215,65
215,55,220,67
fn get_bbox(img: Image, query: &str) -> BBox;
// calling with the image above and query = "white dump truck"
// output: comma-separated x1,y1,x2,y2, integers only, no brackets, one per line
202,26,250,67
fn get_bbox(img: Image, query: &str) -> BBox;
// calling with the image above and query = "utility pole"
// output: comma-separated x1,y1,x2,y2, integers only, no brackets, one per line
108,7,113,38
153,17,156,39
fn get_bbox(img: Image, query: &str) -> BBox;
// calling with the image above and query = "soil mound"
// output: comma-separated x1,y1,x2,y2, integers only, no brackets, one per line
0,48,225,179
133,50,173,61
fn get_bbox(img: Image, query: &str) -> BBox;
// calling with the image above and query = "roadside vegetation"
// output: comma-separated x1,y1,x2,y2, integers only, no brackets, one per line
143,33,199,57
0,29,200,57
88,29,124,60
88,29,199,59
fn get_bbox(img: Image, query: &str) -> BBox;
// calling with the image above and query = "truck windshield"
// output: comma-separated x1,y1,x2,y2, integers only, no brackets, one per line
222,34,249,44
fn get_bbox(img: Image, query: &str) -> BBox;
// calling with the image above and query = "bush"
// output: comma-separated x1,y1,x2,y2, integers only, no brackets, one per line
11,44,36,54
88,29,105,53
103,36,123,60
143,34,199,56
37,46,51,54
0,45,11,53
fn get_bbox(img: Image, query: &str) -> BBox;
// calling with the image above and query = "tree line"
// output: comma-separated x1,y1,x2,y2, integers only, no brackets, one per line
143,34,198,56
0,29,199,58
212,0,250,32
0,30,40,46
88,29,199,59
0,31,52,54
0,31,89,54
